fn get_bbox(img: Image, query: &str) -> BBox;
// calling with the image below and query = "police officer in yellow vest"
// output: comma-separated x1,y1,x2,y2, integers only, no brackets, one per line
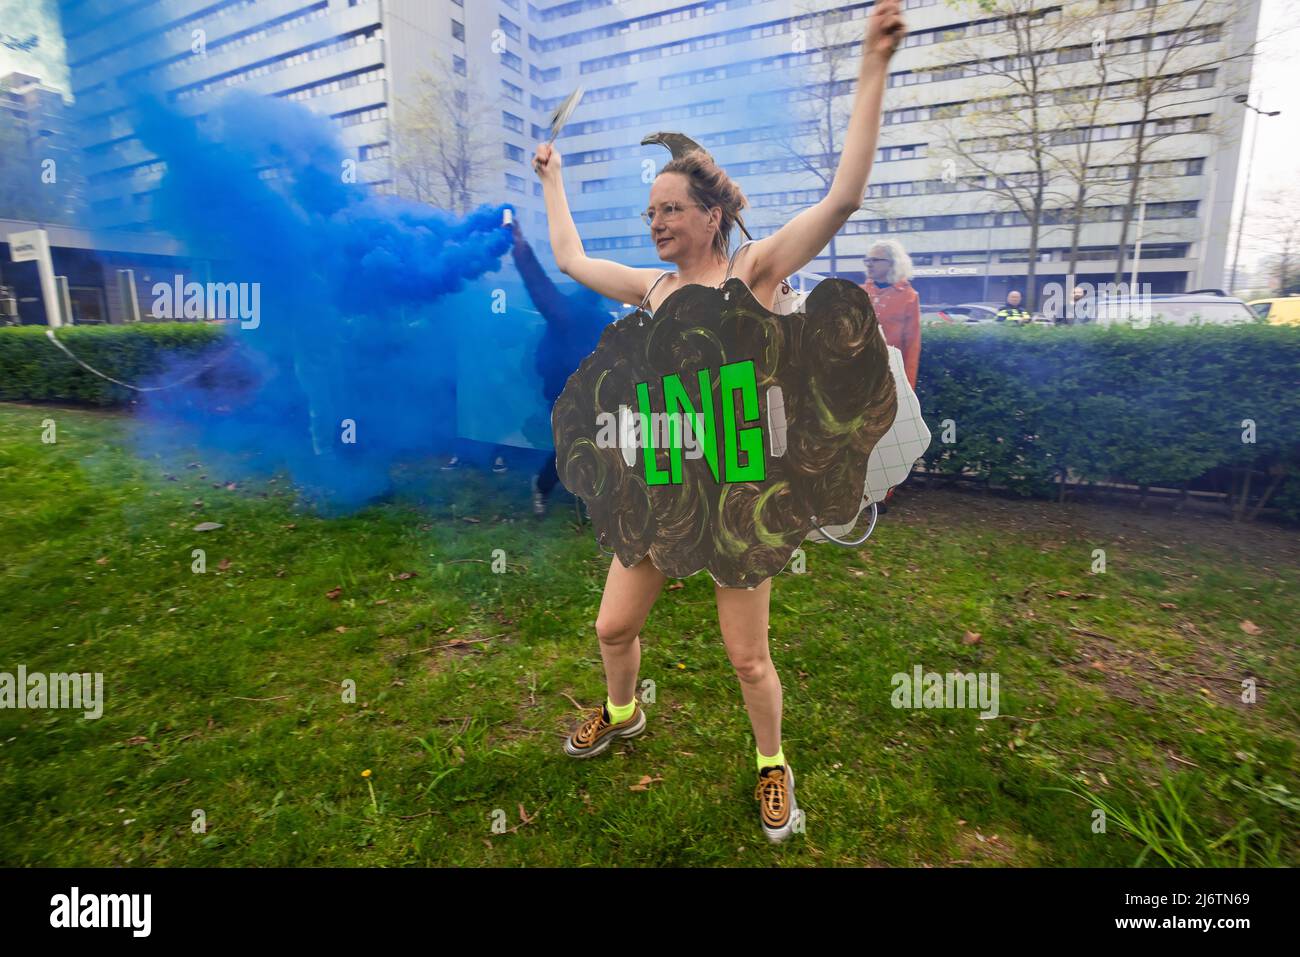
996,289,1032,325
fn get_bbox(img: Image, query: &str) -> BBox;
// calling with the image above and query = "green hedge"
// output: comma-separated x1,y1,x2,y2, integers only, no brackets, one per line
2,321,1298,520
0,323,228,406
916,322,1300,521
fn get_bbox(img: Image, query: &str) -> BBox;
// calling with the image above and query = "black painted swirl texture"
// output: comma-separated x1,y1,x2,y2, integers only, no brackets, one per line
552,276,897,588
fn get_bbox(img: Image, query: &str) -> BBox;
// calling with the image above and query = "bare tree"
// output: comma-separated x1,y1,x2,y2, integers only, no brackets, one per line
1251,188,1300,295
389,57,504,214
1051,11,1119,279
928,0,1080,309
760,2,891,276
1099,0,1252,283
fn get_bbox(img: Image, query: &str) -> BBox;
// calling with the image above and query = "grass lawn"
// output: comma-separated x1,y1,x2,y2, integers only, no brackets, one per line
0,400,1296,867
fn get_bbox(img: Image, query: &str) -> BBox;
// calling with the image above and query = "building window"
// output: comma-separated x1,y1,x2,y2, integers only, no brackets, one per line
498,15,520,42
451,19,464,42
501,80,522,103
453,55,466,76
506,173,525,193
502,111,523,133
503,143,524,163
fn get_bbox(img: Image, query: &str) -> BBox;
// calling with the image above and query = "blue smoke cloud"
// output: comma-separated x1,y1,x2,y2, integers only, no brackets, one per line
125,89,519,509
54,0,807,510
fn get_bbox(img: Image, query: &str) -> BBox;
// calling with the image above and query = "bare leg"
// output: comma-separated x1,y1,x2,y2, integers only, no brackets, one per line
716,578,781,757
594,555,668,706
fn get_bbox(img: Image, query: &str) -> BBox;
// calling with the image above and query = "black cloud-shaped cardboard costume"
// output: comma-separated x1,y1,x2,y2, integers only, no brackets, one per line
552,276,898,588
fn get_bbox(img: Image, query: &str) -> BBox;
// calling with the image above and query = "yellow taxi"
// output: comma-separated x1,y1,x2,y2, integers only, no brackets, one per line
1248,297,1300,326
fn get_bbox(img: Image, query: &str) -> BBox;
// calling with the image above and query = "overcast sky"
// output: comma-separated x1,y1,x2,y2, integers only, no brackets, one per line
1,0,1294,270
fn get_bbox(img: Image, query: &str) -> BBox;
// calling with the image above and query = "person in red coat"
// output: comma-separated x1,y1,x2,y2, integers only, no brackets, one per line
860,239,921,509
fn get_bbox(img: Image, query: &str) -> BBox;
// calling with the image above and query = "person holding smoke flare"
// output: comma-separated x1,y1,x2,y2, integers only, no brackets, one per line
532,0,907,843
506,217,613,516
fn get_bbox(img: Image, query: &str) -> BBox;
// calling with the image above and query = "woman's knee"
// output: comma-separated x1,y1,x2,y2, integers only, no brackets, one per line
594,614,640,647
729,653,773,685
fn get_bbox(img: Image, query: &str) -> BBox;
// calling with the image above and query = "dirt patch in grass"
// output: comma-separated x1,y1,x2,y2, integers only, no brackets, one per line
948,824,1021,866
893,483,1300,568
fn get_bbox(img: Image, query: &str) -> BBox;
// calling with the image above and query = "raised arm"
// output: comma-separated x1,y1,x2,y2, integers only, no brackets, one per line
533,142,664,306
744,0,906,287
510,222,571,329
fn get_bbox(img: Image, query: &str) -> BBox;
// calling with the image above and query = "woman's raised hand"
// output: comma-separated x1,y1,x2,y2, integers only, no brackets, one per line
533,142,562,183
865,0,906,60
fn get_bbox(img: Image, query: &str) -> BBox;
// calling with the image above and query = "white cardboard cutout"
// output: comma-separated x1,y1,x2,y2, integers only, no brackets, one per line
805,339,930,543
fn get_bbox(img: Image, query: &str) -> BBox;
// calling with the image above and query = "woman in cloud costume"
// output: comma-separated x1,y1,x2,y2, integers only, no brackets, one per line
534,0,908,843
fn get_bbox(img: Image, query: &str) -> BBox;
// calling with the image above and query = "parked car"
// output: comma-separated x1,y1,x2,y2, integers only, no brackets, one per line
919,307,958,325
1093,293,1257,326
920,304,983,325
1248,297,1300,326
956,301,1052,325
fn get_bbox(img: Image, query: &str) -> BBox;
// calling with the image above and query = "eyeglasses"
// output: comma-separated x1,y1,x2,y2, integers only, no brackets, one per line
642,202,708,227
866,257,892,265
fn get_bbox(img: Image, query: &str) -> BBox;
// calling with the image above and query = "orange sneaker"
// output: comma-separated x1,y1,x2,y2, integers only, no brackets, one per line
755,764,801,842
563,701,646,758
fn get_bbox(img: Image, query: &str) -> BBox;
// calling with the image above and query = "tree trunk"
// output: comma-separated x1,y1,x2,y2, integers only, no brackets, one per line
1113,134,1147,284
1026,217,1041,310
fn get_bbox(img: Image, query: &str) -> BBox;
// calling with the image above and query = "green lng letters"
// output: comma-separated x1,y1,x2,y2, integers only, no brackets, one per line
635,359,764,487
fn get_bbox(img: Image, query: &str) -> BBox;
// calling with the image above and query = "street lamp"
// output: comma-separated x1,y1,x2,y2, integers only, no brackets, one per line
1228,94,1281,294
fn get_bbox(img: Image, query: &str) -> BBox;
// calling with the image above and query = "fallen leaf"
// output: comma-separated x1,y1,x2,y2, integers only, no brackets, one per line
1159,602,1177,610
373,599,388,606
95,556,109,565
336,626,348,633
124,736,149,746
962,631,981,645
395,571,418,581
1239,620,1263,635
325,587,343,600
462,516,480,524
225,482,237,490
217,558,231,572
192,522,223,532
667,581,684,590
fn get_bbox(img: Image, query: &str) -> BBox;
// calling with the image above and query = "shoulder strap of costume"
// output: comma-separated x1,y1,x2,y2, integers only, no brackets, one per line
724,240,756,283
639,270,672,313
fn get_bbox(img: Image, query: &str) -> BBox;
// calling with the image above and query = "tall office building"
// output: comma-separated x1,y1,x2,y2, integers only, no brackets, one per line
58,0,1257,299
516,0,1259,300
61,0,420,228
0,70,83,223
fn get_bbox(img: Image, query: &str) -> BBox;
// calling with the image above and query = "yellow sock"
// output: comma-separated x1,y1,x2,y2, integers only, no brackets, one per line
606,696,636,724
757,745,785,774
